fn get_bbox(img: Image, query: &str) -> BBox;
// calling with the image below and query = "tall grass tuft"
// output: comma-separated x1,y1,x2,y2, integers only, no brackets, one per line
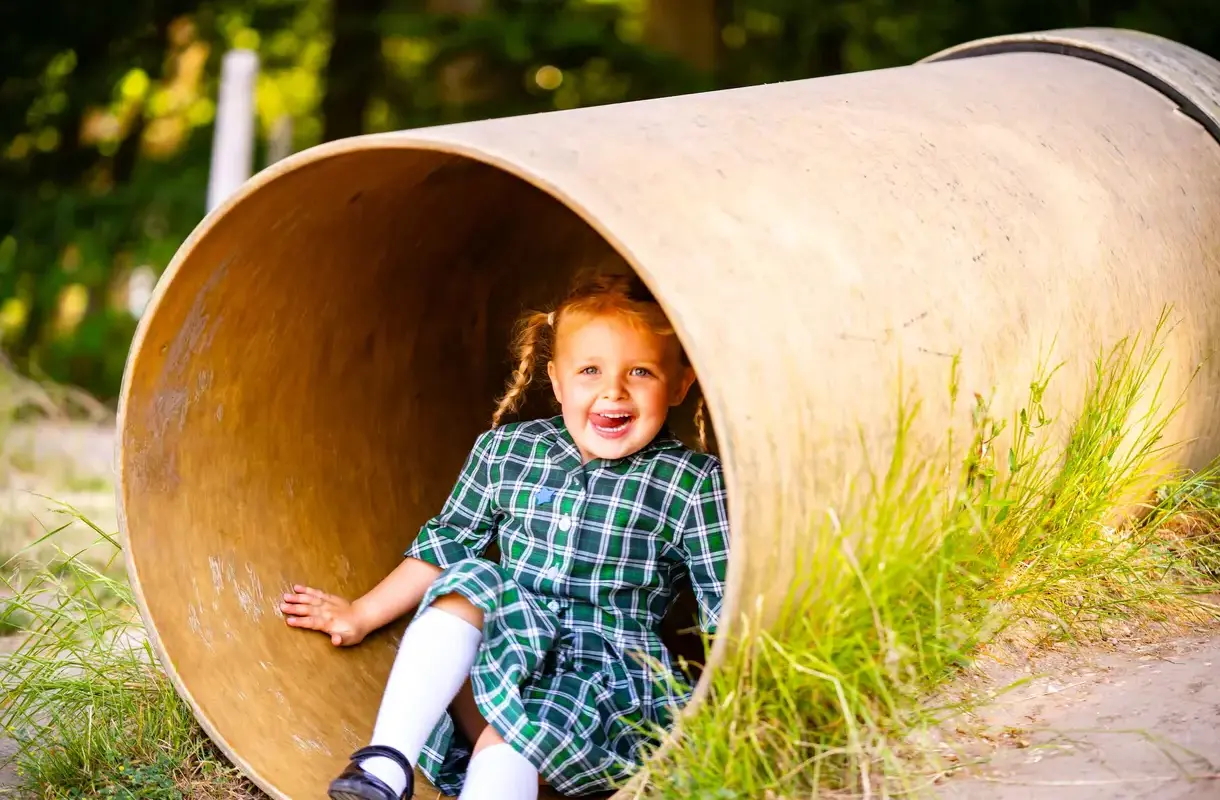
635,311,1220,799
0,506,259,799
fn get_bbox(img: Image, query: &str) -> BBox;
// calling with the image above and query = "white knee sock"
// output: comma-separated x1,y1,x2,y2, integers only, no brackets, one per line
360,607,483,796
459,743,539,800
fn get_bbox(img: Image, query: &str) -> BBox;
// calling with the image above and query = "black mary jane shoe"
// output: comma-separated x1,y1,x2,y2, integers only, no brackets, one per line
327,745,414,800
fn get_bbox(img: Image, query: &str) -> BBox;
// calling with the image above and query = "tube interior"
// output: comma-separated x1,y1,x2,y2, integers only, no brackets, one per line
120,147,714,799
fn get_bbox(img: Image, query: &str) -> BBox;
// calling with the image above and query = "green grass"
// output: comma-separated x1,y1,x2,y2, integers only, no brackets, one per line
0,509,259,799
3,312,1220,799
632,310,1220,799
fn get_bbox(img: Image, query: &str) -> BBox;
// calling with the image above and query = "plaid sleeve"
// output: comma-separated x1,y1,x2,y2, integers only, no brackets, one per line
677,462,730,635
404,429,500,568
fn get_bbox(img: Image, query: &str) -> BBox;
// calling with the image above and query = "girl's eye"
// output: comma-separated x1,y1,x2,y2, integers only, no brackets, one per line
631,367,653,378
579,366,599,375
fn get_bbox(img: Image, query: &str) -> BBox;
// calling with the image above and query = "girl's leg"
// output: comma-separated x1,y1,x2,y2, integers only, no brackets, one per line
357,594,484,795
450,678,490,744
459,727,539,800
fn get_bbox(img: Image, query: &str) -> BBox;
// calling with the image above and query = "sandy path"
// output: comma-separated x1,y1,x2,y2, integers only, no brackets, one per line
938,633,1220,799
0,741,17,795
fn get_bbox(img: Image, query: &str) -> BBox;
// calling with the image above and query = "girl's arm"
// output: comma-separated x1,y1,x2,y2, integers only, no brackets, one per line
350,556,442,632
677,462,731,635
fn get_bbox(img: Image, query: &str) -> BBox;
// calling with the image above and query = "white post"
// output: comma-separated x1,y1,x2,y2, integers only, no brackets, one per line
207,49,260,213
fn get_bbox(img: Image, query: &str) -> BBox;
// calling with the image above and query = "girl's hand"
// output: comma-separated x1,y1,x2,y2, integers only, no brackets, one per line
280,585,369,646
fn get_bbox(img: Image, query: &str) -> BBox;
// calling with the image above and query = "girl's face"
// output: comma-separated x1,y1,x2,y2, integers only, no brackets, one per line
547,311,696,463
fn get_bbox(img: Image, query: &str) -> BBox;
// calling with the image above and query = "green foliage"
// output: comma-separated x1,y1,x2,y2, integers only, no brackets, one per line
67,756,184,800
38,309,142,403
5,0,1220,402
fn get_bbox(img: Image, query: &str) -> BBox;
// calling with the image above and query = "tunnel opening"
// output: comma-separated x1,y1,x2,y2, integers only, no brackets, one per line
119,144,724,799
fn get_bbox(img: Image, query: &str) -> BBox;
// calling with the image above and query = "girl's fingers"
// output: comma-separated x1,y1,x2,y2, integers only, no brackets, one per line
281,602,329,619
285,614,335,633
286,615,322,630
281,587,351,641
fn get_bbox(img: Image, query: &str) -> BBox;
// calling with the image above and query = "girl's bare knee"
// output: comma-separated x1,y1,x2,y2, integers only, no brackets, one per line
472,728,546,786
451,679,489,744
471,723,506,757
431,592,484,629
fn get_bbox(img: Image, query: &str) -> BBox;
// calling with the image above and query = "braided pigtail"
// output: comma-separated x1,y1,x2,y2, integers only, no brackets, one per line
693,395,709,453
492,311,552,427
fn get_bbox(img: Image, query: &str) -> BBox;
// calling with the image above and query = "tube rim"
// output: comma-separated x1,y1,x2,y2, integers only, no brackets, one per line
922,27,1220,146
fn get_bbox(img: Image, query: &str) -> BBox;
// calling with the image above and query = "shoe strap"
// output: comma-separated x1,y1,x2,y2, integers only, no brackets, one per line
349,745,413,799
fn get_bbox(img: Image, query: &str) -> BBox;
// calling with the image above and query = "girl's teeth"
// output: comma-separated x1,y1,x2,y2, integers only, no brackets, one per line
592,412,632,433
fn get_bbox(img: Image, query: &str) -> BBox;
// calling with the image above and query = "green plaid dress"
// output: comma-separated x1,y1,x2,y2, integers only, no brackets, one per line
402,416,730,796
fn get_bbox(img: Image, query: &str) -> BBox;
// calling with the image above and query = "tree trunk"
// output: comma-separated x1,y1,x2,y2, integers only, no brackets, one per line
427,0,508,114
812,19,847,77
644,0,720,73
781,7,846,81
322,0,389,142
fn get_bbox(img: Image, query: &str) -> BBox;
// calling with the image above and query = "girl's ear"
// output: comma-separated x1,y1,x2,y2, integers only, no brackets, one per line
547,360,562,404
670,365,697,407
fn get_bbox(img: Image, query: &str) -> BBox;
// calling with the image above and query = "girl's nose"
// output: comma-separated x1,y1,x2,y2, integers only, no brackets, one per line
601,375,627,399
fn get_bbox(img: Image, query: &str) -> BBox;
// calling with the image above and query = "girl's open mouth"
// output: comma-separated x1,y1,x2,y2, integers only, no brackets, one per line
590,412,634,438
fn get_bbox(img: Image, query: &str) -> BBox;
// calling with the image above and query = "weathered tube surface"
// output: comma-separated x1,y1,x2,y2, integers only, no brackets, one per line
117,28,1220,800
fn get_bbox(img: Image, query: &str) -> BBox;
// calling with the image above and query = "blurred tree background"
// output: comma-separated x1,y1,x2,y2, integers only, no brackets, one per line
2,0,1219,404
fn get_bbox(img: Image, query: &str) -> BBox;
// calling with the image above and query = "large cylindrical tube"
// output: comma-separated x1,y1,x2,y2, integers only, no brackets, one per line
118,28,1220,799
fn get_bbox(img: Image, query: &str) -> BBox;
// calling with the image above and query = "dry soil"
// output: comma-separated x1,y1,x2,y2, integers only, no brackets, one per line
936,630,1220,799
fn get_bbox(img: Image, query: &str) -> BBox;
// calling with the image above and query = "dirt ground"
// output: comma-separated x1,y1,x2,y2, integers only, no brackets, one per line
935,628,1220,800
4,422,1220,799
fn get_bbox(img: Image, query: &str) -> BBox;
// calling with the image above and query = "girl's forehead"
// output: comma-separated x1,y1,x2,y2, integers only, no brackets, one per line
555,311,679,359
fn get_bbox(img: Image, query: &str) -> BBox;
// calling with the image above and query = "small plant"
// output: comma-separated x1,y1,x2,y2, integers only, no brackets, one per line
56,756,183,800
1141,465,1220,583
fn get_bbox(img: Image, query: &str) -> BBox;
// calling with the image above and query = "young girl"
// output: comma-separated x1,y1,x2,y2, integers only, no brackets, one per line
280,272,730,800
